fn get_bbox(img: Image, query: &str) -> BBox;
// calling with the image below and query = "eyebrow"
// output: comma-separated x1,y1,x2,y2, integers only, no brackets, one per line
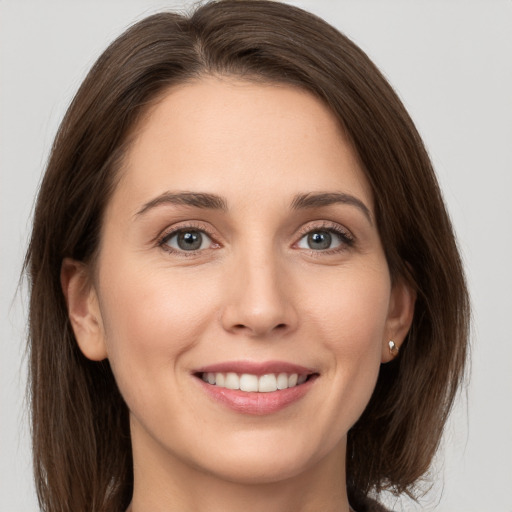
135,190,372,224
136,191,228,216
290,192,373,224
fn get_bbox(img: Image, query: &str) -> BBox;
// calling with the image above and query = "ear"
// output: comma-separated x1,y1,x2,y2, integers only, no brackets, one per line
61,258,108,361
381,278,416,363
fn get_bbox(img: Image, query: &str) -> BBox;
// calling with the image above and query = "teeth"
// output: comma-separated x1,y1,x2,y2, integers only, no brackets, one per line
258,373,277,392
216,373,225,387
288,373,298,387
225,372,239,390
240,373,258,392
200,372,310,392
276,373,288,390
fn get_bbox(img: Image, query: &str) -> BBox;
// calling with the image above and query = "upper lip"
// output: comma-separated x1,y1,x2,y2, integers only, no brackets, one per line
194,360,316,376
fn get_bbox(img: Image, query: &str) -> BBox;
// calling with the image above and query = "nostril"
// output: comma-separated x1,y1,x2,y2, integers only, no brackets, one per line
230,322,288,335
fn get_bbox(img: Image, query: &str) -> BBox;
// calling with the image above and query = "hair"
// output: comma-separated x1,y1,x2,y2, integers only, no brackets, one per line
24,1,469,511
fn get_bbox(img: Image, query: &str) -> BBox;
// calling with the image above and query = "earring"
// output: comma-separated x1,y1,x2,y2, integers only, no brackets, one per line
388,340,399,357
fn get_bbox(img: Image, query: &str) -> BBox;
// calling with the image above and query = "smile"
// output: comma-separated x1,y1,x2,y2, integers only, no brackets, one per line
200,372,308,392
194,361,318,415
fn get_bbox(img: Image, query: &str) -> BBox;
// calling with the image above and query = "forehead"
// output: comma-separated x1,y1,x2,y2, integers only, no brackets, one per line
113,77,373,213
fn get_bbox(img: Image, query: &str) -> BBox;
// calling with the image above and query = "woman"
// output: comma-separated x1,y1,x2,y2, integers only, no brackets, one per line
24,1,469,511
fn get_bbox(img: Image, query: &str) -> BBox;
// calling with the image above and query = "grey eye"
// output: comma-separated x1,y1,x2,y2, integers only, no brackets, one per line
165,230,212,251
297,230,343,251
308,231,331,250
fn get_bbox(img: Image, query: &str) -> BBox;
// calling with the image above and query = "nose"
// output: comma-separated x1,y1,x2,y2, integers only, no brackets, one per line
220,249,298,339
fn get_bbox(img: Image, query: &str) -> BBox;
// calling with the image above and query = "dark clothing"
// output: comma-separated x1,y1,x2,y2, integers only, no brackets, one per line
350,490,392,512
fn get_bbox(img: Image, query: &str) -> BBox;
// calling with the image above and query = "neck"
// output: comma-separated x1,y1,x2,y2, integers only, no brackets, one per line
128,425,351,512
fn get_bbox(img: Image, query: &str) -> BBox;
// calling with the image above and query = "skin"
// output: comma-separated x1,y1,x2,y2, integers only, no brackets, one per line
62,77,414,512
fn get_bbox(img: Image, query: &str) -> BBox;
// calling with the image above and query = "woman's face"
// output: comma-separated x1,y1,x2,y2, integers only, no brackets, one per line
66,77,413,487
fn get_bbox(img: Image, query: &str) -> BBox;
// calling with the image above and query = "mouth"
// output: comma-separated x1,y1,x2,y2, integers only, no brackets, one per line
196,371,314,392
193,361,319,415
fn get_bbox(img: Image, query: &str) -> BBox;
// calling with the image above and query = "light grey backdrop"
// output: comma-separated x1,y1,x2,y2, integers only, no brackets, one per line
1,1,511,510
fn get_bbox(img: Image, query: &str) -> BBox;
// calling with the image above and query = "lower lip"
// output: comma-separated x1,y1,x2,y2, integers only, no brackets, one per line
195,376,317,415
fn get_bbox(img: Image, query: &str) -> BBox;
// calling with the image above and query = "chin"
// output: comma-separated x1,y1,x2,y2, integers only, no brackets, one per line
183,428,343,486
201,451,316,485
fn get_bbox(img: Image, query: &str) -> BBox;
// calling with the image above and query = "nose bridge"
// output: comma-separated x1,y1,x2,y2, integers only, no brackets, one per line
221,240,296,337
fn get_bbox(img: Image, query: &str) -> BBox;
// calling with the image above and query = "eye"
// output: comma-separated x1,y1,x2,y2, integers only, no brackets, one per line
162,229,213,252
296,227,352,251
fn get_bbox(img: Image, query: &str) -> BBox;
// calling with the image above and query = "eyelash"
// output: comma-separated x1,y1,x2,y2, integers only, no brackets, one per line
156,221,355,257
295,221,355,256
157,222,218,257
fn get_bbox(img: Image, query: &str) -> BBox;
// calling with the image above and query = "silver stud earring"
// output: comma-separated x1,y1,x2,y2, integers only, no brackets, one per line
388,340,399,357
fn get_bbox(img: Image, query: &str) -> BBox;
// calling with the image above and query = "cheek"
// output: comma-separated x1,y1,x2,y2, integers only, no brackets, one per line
303,265,390,412
96,258,219,385
305,263,391,348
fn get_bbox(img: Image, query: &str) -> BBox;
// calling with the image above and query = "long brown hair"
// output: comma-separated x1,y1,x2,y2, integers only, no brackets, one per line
25,1,469,510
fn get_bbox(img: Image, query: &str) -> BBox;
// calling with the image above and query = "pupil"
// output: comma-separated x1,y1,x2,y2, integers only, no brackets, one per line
308,231,331,250
178,231,202,250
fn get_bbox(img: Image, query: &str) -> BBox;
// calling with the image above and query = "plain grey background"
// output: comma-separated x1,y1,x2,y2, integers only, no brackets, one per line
1,1,511,510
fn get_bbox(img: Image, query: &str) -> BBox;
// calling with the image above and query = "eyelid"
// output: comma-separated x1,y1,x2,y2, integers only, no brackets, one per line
296,220,353,238
156,221,221,256
154,219,354,257
293,220,355,252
